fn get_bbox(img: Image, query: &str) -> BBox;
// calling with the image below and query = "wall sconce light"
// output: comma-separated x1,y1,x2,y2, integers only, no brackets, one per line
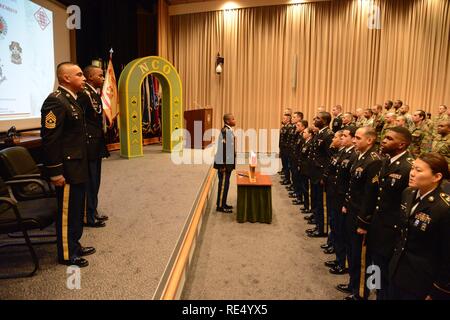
216,53,224,75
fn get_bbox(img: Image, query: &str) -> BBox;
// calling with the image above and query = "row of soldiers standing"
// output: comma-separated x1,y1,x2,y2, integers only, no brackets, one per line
279,104,449,300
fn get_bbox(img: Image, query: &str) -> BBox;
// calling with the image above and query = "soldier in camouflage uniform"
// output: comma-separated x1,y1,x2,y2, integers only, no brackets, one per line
431,105,448,138
396,115,407,128
342,112,354,127
409,110,432,158
393,99,403,114
371,104,385,146
355,108,365,127
380,112,397,141
383,100,394,115
432,120,450,166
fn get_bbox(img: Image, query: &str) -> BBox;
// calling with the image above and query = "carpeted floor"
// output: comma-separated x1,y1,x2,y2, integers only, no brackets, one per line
1,151,354,300
182,164,348,300
0,145,210,300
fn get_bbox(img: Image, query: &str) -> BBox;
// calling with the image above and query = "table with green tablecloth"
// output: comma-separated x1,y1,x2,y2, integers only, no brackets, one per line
236,171,272,223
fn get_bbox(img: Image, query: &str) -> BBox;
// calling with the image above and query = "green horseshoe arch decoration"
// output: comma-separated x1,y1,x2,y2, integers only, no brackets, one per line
118,56,183,158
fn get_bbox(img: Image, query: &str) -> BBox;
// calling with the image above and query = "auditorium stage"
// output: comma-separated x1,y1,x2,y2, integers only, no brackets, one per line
0,145,211,300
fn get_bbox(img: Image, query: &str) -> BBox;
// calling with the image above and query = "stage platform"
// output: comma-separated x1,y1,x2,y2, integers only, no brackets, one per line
0,145,212,300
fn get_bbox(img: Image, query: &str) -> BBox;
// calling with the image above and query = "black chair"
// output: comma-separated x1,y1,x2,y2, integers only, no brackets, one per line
0,146,55,201
0,146,57,239
0,177,57,279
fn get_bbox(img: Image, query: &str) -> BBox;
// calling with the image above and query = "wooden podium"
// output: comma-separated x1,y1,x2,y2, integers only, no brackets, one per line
184,108,213,149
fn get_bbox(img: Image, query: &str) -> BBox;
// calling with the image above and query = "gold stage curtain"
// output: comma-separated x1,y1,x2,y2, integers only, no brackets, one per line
168,0,450,148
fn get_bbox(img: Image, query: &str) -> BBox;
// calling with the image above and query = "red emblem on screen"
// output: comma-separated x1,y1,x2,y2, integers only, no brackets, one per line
34,7,50,30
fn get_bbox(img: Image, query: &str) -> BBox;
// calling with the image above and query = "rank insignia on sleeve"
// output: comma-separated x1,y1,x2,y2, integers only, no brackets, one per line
45,111,57,129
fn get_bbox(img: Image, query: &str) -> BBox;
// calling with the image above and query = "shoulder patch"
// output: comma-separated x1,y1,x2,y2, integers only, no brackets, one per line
440,193,450,206
45,111,57,129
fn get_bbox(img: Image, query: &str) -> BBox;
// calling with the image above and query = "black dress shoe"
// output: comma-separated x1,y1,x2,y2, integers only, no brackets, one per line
84,221,106,228
324,260,338,268
288,194,298,199
79,246,96,257
224,204,233,209
307,231,327,238
60,257,89,268
287,186,295,191
288,191,297,196
304,215,314,221
307,220,317,225
336,284,352,294
320,244,331,249
216,207,232,213
95,214,109,221
306,227,318,233
301,209,312,214
292,199,302,205
344,294,362,301
329,266,348,275
324,247,335,254
281,181,290,185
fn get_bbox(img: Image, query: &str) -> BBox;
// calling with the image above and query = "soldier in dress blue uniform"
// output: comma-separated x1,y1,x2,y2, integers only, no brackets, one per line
40,62,95,268
291,119,307,206
331,105,343,133
279,113,292,184
368,126,413,300
285,113,302,195
299,127,315,215
287,112,303,200
341,126,382,300
322,130,345,254
306,112,334,238
214,113,236,213
389,153,450,300
77,65,110,228
331,126,357,278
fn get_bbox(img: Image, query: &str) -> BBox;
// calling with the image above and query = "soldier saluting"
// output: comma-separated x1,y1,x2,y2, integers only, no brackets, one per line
41,62,95,267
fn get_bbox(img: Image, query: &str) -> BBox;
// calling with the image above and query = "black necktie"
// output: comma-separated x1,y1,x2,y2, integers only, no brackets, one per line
410,195,421,215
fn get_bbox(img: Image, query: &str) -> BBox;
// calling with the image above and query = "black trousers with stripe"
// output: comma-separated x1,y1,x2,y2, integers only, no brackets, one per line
85,159,102,224
56,183,86,262
348,226,371,299
311,182,325,233
216,169,232,208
